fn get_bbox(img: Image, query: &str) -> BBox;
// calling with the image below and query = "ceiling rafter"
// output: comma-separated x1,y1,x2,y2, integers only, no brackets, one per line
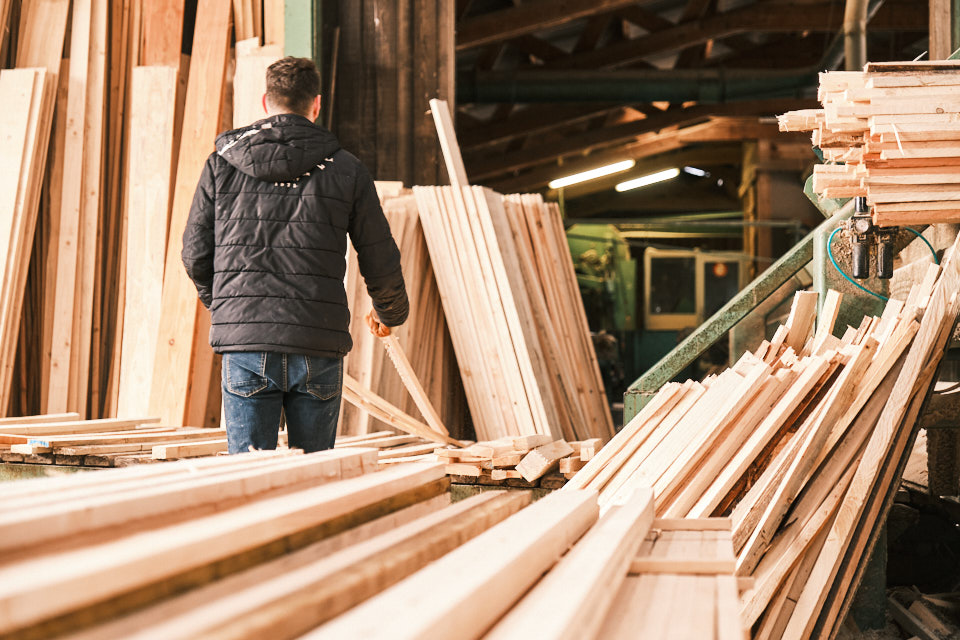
458,104,622,151
466,100,817,180
545,1,925,70
456,0,650,51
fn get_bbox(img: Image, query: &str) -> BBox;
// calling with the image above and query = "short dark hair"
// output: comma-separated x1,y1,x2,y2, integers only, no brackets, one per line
265,57,321,117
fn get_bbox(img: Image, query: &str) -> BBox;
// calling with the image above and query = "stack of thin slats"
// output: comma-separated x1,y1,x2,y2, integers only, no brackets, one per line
413,185,614,443
0,412,447,466
566,230,960,639
780,60,960,227
340,183,468,440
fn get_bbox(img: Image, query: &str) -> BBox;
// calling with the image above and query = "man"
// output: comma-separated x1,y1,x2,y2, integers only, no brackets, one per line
182,57,408,454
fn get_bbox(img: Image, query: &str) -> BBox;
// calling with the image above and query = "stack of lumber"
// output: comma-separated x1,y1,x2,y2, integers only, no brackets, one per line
416,99,613,444
0,413,221,467
0,412,447,467
414,185,613,443
0,448,464,637
433,434,602,488
0,0,294,424
566,230,960,639
780,60,960,227
310,488,742,639
0,445,742,637
341,182,468,440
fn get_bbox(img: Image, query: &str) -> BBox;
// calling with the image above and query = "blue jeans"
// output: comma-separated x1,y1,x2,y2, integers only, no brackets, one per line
221,351,343,454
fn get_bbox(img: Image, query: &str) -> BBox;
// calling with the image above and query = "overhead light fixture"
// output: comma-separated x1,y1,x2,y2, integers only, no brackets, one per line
683,166,708,177
548,160,635,189
615,168,680,192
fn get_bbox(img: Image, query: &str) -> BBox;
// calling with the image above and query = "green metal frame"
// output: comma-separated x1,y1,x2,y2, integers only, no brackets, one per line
284,0,319,59
623,207,854,421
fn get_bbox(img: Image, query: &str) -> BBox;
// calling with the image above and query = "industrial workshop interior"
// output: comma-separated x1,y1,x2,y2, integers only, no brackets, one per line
3,0,960,638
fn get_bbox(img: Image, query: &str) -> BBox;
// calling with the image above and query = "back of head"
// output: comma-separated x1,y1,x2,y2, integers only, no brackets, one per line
265,57,321,118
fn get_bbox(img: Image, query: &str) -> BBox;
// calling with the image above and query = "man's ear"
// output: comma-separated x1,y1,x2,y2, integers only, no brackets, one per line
311,95,322,121
262,94,269,114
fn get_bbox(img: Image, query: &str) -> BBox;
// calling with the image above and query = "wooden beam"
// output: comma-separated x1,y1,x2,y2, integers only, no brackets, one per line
929,0,953,60
459,104,619,152
304,489,599,639
485,488,654,640
0,449,377,553
457,0,644,51
545,1,926,70
467,101,817,184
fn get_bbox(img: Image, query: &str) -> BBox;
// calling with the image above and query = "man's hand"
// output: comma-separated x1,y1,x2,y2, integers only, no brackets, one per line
366,310,391,337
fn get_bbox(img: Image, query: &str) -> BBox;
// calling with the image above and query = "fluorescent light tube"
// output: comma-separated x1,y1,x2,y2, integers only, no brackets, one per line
548,160,636,189
615,168,680,192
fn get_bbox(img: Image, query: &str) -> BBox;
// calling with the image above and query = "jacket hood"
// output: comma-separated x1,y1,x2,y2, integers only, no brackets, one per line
215,114,341,182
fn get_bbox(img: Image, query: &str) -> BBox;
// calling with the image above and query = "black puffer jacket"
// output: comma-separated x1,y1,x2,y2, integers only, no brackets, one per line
181,114,408,358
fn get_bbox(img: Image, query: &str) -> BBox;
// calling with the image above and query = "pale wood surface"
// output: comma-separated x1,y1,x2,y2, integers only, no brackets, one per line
149,0,231,426
305,489,599,640
116,66,178,418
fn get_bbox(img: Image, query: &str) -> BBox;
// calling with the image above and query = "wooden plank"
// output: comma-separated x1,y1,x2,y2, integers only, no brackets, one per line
149,0,231,427
152,438,228,459
342,373,461,446
0,448,376,552
629,557,737,575
654,517,734,531
15,0,70,71
232,38,280,127
688,356,832,518
0,412,79,425
0,416,160,436
0,70,57,415
0,462,446,636
68,492,523,640
784,290,818,352
738,340,877,576
485,488,654,640
516,439,574,482
380,334,449,436
140,0,185,66
304,489,599,640
116,66,178,418
24,428,225,448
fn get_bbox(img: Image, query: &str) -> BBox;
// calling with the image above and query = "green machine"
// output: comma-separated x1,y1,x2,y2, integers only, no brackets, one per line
566,223,751,407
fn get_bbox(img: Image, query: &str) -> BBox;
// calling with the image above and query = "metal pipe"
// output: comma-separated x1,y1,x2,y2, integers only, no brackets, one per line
456,68,817,104
844,0,869,70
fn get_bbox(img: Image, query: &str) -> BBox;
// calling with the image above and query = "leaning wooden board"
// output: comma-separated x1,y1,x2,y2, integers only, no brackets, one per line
149,0,232,427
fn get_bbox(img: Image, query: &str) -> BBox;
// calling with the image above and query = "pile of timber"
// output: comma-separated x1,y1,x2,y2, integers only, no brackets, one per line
2,8,611,458
433,434,602,488
413,185,614,443
0,452,739,639
0,412,446,468
566,230,960,639
341,182,468,440
0,414,218,467
419,99,614,444
0,0,286,424
780,60,960,227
